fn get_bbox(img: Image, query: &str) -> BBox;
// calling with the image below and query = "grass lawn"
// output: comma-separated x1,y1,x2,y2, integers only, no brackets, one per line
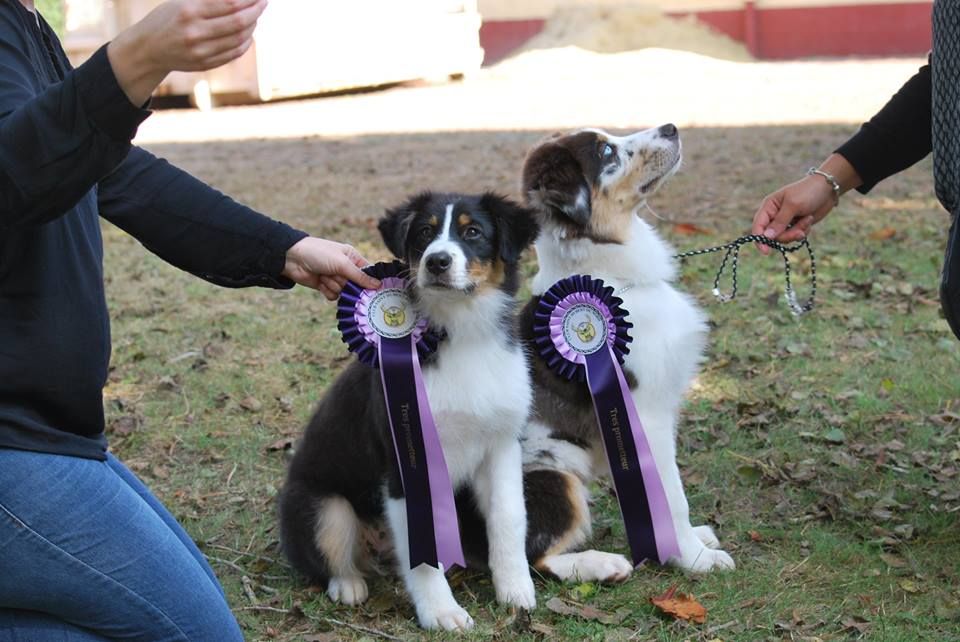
105,125,959,641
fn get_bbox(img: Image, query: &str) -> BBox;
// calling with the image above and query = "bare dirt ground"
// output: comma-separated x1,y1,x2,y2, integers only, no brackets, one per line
136,48,925,145
136,47,928,245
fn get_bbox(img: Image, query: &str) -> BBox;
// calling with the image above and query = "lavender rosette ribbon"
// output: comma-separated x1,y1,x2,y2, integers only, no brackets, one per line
337,261,464,571
533,275,681,566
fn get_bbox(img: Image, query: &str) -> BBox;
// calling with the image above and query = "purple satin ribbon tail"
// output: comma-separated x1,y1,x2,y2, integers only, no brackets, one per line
411,334,466,571
610,349,681,564
378,336,465,571
584,346,681,566
533,274,678,566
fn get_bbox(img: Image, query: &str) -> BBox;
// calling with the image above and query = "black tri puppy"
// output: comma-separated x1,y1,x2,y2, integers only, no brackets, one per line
279,192,540,632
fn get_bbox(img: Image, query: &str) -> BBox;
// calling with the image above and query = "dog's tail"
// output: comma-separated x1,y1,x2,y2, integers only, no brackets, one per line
278,483,363,587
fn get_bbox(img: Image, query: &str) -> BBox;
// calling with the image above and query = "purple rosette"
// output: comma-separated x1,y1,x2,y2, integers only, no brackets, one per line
336,261,464,572
533,274,632,382
533,275,681,567
336,260,440,368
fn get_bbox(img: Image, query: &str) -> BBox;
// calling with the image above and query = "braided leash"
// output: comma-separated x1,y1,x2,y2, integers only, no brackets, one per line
673,235,816,316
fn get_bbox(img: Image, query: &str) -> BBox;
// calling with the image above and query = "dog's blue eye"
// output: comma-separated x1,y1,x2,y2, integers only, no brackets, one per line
600,144,615,160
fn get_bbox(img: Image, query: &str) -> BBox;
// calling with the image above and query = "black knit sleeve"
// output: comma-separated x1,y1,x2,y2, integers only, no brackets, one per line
0,11,150,231
97,147,308,289
835,61,932,194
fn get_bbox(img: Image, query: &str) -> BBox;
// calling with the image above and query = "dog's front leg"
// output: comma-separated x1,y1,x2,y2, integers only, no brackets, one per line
384,494,474,631
641,410,735,572
474,438,537,609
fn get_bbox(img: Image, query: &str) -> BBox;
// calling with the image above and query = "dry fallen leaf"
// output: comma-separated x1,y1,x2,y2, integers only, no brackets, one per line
898,578,922,593
544,597,626,624
277,396,294,413
929,411,960,426
650,585,707,624
239,396,263,412
879,552,908,568
108,415,140,436
840,615,873,635
265,437,295,452
869,227,897,240
530,622,556,636
673,222,712,235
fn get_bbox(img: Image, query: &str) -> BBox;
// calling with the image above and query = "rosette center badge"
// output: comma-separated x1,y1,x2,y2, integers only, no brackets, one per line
561,303,607,355
367,288,417,338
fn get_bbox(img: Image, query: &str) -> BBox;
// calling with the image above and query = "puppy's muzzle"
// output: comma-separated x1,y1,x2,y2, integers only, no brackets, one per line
426,252,452,276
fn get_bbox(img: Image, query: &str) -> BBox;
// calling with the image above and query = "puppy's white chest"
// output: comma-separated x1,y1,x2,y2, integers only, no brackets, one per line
422,338,531,481
425,338,530,431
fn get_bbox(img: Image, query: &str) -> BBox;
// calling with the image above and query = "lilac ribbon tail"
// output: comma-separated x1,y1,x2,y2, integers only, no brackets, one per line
584,345,681,566
410,334,466,571
378,335,464,571
609,347,681,564
379,338,435,569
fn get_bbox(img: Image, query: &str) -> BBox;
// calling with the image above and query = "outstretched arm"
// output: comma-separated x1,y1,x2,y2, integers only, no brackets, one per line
97,147,380,297
0,0,266,232
107,0,266,106
97,146,305,289
751,61,932,254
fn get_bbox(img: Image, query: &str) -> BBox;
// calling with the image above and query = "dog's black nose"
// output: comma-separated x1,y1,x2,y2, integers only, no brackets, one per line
658,123,678,139
426,252,452,275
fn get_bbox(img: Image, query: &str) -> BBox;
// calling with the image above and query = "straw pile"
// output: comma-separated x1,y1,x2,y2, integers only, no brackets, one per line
518,4,753,62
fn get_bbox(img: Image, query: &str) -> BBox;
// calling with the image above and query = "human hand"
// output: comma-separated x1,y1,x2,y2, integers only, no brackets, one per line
282,237,382,301
751,176,833,255
751,153,862,255
107,0,269,105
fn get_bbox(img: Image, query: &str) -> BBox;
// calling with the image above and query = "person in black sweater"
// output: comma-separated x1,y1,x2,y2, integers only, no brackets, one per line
751,0,958,340
0,0,379,639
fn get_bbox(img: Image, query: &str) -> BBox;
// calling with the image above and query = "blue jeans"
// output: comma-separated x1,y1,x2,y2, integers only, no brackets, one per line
0,449,244,641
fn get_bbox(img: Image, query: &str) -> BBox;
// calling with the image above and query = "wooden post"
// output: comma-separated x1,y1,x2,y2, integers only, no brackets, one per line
744,1,760,58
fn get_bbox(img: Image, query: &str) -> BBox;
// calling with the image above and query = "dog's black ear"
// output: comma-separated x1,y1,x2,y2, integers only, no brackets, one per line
378,206,413,259
521,142,591,225
479,192,541,264
378,192,432,259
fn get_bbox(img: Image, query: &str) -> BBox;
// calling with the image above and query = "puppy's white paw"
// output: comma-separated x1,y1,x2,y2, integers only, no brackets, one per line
417,602,475,631
542,550,634,583
692,525,721,549
577,550,634,583
326,576,368,605
495,572,536,609
675,544,735,573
